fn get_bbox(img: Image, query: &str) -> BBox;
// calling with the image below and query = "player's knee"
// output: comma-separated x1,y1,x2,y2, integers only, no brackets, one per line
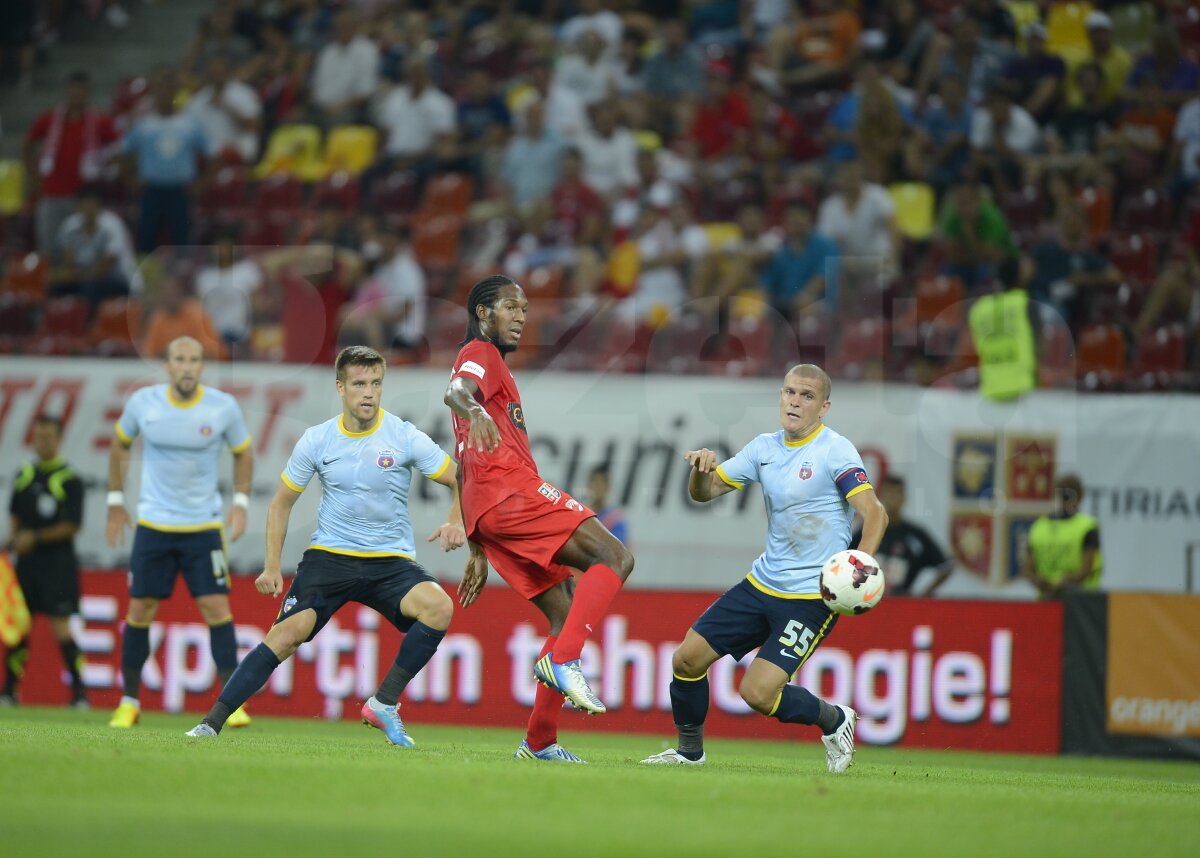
126,598,158,625
739,681,779,715
672,648,703,679
420,591,454,631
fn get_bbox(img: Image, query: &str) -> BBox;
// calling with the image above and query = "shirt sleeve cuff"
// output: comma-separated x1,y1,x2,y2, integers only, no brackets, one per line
280,472,305,493
715,466,744,490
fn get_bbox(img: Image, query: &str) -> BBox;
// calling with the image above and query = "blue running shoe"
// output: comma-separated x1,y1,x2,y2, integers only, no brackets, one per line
532,655,606,714
361,696,416,747
513,740,587,763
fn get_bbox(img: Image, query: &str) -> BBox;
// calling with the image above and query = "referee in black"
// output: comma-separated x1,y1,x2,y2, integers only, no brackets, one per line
2,414,88,708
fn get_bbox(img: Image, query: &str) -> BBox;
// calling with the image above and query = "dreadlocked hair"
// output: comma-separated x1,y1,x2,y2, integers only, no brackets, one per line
461,275,519,346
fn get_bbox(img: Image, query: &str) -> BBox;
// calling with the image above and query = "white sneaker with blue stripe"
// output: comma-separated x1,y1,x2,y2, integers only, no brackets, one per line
513,740,587,763
532,655,606,714
184,723,218,738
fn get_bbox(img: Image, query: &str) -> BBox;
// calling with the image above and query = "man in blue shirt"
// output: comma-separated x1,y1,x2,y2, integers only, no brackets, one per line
122,68,210,252
760,205,841,322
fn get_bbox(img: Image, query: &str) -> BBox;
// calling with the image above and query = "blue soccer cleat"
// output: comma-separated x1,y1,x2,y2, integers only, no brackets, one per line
532,655,606,714
513,740,587,763
361,696,416,748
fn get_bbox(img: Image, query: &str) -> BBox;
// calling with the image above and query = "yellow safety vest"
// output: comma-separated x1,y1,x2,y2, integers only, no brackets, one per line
968,289,1037,401
1028,513,1103,589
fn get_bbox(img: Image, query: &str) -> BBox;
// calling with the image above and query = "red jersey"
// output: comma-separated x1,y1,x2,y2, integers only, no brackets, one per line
450,339,540,532
26,108,119,198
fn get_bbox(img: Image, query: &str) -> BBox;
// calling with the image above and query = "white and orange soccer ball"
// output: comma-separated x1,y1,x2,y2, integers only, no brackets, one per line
819,549,885,616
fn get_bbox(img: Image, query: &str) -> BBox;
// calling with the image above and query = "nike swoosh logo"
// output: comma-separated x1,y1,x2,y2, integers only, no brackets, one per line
862,583,882,603
779,649,799,660
322,457,340,465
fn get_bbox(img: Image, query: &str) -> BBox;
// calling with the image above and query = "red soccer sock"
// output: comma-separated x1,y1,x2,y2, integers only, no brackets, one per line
526,635,559,752
551,564,623,663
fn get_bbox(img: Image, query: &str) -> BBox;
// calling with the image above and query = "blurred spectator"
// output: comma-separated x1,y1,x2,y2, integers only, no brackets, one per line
586,465,629,546
691,203,781,306
1027,203,1120,328
759,204,839,323
186,54,263,165
1064,11,1132,107
919,12,1010,106
339,226,426,356
768,0,861,90
964,0,1016,45
576,101,639,198
49,185,135,311
1109,75,1177,173
970,87,1041,197
284,0,330,56
195,230,263,354
244,23,307,130
122,69,211,253
457,69,511,160
877,0,937,87
940,181,1016,289
182,2,254,80
310,9,379,125
1126,24,1200,111
904,75,973,189
825,60,914,171
686,62,750,164
547,148,607,248
142,276,227,360
1000,22,1065,124
500,101,565,208
816,161,898,291
1134,226,1199,338
616,187,693,323
640,20,703,102
24,71,120,257
374,56,456,176
553,29,621,108
0,0,37,90
850,474,954,596
1049,63,1119,158
560,0,624,64
744,82,801,184
1175,93,1200,192
1022,473,1102,598
514,60,590,141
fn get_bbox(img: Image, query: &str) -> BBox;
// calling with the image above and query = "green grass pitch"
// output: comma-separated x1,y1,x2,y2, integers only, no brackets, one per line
2,707,1198,858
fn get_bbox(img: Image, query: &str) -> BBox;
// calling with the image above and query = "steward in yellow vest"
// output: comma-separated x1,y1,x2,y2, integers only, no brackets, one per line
1022,474,1102,599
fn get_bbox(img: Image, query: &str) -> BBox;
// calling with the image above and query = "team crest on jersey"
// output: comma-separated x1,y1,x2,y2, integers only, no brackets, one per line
538,482,562,504
507,402,527,433
199,425,213,436
565,498,584,512
377,450,397,470
799,462,814,480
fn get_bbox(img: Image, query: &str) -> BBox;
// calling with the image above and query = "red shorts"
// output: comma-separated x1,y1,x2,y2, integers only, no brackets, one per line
472,478,595,601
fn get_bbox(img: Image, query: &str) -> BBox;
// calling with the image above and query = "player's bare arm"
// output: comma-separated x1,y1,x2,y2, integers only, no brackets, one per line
458,540,489,608
848,489,888,556
106,431,133,547
258,481,302,597
444,376,500,453
227,446,254,543
426,459,467,552
684,448,738,503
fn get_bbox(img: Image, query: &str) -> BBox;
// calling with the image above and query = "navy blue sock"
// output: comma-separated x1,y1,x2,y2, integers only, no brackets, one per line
203,643,279,732
376,622,445,706
121,623,150,700
770,685,822,725
209,620,238,685
670,673,709,759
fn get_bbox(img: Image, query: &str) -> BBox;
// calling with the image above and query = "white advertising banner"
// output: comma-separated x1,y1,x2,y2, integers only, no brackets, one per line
1,357,1197,595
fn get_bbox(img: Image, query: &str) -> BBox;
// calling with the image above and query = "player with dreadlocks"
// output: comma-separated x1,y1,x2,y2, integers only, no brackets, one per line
444,275,635,763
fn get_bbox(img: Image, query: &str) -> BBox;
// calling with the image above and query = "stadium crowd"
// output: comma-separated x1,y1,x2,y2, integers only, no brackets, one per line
2,0,1199,390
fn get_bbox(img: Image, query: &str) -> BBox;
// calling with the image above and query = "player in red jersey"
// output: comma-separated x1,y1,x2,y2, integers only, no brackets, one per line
444,275,634,763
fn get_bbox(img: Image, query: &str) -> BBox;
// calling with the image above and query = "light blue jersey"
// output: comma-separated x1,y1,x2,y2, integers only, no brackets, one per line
115,384,252,531
281,410,451,559
715,424,873,598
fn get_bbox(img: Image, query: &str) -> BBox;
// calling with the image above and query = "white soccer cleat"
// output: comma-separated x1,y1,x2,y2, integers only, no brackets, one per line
821,705,858,773
184,723,218,738
533,655,606,714
639,748,706,766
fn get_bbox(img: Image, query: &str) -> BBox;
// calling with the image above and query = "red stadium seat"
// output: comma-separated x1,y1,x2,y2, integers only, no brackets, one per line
421,173,474,218
915,275,966,328
830,317,888,380
1129,325,1188,391
311,170,361,214
1119,188,1172,240
40,296,90,338
1075,323,1127,390
198,166,250,218
1000,186,1045,245
1039,321,1076,388
1108,233,1158,287
411,214,463,269
255,173,305,222
722,313,777,376
1076,185,1112,244
91,297,143,356
3,253,47,299
0,294,34,341
370,170,420,230
522,266,565,301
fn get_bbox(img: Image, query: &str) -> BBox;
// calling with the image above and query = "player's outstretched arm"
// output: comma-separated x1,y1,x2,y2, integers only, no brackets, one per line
106,433,133,547
227,446,254,543
849,488,889,556
457,541,489,608
257,481,302,597
684,449,737,503
444,376,500,453
427,459,467,552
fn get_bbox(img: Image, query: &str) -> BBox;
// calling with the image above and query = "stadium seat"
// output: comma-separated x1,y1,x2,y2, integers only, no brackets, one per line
370,170,420,228
240,217,287,248
915,275,966,328
0,294,34,343
1129,324,1188,391
592,317,653,374
255,173,305,222
1039,320,1076,388
91,297,142,356
40,296,90,338
0,161,25,216
1045,3,1094,63
2,253,47,300
198,165,249,220
110,76,149,121
1172,4,1200,59
1119,188,1172,241
1108,233,1158,288
705,179,763,223
1076,185,1112,244
830,317,888,380
1075,323,1127,390
646,313,720,375
522,266,565,301
890,182,936,241
254,124,323,180
421,173,474,218
1000,186,1046,244
411,213,463,269
316,125,379,178
722,312,777,377
311,170,361,214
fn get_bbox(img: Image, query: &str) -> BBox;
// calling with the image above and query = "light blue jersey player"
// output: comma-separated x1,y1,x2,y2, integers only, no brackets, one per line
642,364,888,773
105,336,255,729
187,346,466,748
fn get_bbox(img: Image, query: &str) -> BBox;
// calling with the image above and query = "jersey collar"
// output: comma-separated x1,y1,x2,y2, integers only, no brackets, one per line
783,424,825,448
167,384,205,409
36,456,65,472
339,409,384,438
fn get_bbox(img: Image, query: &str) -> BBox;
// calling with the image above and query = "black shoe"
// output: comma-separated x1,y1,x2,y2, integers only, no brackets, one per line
0,692,18,707
70,693,90,711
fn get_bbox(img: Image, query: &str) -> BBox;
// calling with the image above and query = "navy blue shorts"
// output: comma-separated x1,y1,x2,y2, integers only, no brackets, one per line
129,525,229,599
692,577,838,676
274,549,437,643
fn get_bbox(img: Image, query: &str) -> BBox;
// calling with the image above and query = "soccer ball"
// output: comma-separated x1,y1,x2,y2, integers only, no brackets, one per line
820,549,885,615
